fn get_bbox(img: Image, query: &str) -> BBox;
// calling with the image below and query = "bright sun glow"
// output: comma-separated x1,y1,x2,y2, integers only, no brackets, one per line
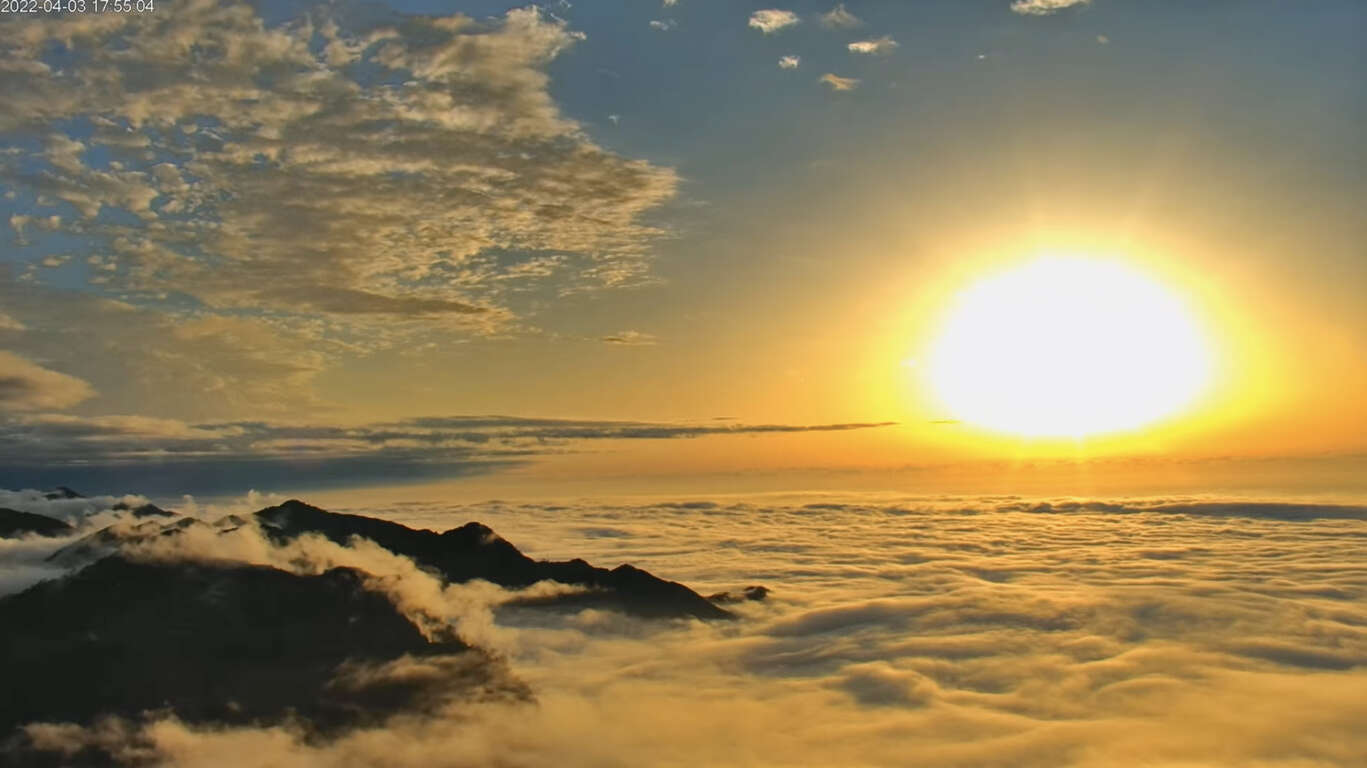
926,255,1212,438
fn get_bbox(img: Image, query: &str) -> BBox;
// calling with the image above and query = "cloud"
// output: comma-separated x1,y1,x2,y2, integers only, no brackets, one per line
8,214,61,244
0,490,583,653
599,331,657,346
649,20,676,32
819,73,861,91
1010,0,1091,16
820,4,863,29
0,351,95,412
123,517,548,652
9,492,1365,766
0,414,898,461
0,414,896,492
848,36,899,55
0,3,678,345
778,55,801,69
0,276,332,419
749,10,801,35
0,487,157,593
662,0,678,6
835,661,939,707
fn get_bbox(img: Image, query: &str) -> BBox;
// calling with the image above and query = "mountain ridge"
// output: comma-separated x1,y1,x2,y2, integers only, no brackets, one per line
256,499,734,621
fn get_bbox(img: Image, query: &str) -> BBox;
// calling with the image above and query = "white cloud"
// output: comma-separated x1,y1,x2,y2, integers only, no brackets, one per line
749,10,801,35
848,36,899,55
819,73,861,91
1010,0,1091,16
0,3,679,340
778,55,801,70
649,19,676,31
10,494,1366,767
820,3,862,29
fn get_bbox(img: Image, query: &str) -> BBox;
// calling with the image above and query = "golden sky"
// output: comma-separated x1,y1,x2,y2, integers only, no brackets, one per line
0,0,1363,499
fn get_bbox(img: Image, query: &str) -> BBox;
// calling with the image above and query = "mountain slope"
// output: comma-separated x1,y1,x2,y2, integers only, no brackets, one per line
0,556,520,740
0,508,72,539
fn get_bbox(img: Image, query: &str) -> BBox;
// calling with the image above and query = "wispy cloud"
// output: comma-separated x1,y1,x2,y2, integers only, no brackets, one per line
649,19,676,31
0,351,94,412
599,331,657,346
819,73,861,91
1010,0,1091,15
0,413,896,491
749,10,801,35
820,3,862,29
779,55,801,70
0,277,332,419
848,36,899,55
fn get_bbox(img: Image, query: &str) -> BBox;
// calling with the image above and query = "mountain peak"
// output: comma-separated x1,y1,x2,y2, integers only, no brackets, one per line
44,486,84,500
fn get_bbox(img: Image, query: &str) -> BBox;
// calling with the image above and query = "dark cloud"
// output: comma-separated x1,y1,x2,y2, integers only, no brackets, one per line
0,414,895,494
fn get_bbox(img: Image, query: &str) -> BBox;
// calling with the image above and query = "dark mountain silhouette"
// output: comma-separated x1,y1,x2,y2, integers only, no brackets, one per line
44,517,204,568
0,555,525,758
708,585,770,604
109,500,175,518
256,499,734,621
37,498,731,621
0,508,72,539
1,494,746,764
41,486,83,500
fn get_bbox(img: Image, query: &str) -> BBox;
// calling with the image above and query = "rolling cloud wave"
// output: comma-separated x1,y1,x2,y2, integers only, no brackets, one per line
5,491,1363,766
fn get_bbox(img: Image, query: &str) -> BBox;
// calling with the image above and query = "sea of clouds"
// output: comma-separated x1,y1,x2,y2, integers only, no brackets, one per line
4,490,1366,767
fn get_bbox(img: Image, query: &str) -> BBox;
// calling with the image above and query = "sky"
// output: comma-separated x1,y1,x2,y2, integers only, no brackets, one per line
0,0,1364,499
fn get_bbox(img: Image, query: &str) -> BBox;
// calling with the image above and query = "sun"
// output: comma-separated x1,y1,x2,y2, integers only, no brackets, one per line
925,255,1212,438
